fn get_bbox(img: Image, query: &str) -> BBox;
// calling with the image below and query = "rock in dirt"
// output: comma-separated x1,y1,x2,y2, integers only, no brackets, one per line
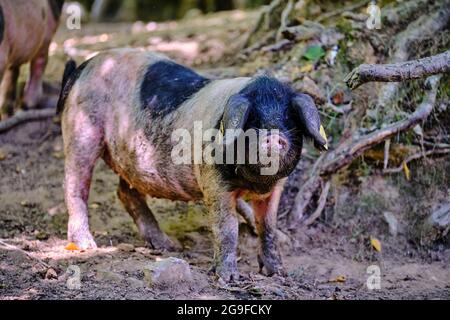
0,148,8,161
45,268,58,280
117,243,135,252
126,277,146,289
429,202,450,229
96,269,124,283
143,257,193,287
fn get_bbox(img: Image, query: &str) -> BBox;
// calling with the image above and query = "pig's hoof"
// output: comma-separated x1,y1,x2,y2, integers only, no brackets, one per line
145,234,181,252
257,254,285,276
70,232,98,250
216,266,240,283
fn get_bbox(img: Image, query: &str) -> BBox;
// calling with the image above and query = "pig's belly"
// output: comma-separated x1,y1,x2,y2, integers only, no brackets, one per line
102,142,203,202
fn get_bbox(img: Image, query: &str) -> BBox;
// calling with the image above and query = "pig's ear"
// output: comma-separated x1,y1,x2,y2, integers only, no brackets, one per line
222,94,251,136
292,93,328,151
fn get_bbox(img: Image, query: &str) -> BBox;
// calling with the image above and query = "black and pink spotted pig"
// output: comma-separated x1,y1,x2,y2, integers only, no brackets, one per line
57,48,327,282
0,0,64,118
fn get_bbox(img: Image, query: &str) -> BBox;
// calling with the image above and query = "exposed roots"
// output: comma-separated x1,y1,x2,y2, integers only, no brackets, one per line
289,75,442,226
376,6,450,108
0,109,55,134
345,50,450,90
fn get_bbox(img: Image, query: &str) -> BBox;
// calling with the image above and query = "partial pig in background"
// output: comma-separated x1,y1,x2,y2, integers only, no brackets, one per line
0,0,64,119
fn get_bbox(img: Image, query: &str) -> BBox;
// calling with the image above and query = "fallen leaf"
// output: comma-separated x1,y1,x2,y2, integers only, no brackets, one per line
370,237,382,252
303,45,325,61
300,64,314,73
331,90,345,105
52,152,64,159
65,242,80,251
320,125,328,150
0,149,7,161
403,161,411,181
329,275,346,283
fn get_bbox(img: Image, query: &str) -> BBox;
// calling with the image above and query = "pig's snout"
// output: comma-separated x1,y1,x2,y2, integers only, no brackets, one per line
260,133,289,154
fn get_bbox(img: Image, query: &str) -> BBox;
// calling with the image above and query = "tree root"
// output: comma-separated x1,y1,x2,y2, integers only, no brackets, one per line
316,0,370,23
376,7,450,108
0,239,50,268
289,75,442,226
0,109,55,134
303,179,331,226
345,50,450,90
383,148,450,174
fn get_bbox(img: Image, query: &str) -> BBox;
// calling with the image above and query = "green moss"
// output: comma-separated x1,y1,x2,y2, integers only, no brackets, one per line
158,203,209,238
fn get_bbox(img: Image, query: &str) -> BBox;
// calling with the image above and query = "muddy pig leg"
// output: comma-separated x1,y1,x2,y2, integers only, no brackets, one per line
117,178,179,251
22,46,48,109
200,169,240,282
0,67,19,120
63,121,104,249
252,180,286,276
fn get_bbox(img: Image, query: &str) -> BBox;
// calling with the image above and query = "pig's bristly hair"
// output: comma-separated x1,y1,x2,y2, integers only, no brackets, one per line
240,76,293,113
238,76,294,130
140,60,210,118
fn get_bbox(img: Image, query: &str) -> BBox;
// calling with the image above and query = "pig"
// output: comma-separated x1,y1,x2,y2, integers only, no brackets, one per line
58,48,327,282
0,0,64,119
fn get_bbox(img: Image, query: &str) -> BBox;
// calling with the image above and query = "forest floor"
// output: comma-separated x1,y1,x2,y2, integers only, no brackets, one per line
0,10,449,300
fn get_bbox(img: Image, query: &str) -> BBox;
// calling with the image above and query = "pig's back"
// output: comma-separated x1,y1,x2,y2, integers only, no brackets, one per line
64,49,207,201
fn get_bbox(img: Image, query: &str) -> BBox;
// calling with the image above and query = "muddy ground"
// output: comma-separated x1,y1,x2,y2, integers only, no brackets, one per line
0,10,449,300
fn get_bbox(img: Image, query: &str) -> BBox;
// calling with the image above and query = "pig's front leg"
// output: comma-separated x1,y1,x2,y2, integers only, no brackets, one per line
252,180,286,276
200,170,240,282
117,178,179,251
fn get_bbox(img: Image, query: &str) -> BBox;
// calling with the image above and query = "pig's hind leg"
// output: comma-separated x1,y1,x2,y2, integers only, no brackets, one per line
22,46,48,109
0,66,19,119
117,178,179,251
63,122,104,250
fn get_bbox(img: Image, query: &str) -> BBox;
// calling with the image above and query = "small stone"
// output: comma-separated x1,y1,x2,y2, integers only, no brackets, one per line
126,277,145,289
96,269,124,283
47,203,66,217
117,243,135,252
143,257,193,287
0,148,8,161
35,231,49,241
45,268,58,280
430,202,450,229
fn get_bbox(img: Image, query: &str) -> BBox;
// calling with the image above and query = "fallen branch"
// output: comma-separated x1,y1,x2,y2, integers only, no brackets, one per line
376,7,450,108
383,148,450,174
0,109,55,134
316,0,370,23
289,75,441,226
345,50,450,89
303,180,331,226
0,239,50,268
